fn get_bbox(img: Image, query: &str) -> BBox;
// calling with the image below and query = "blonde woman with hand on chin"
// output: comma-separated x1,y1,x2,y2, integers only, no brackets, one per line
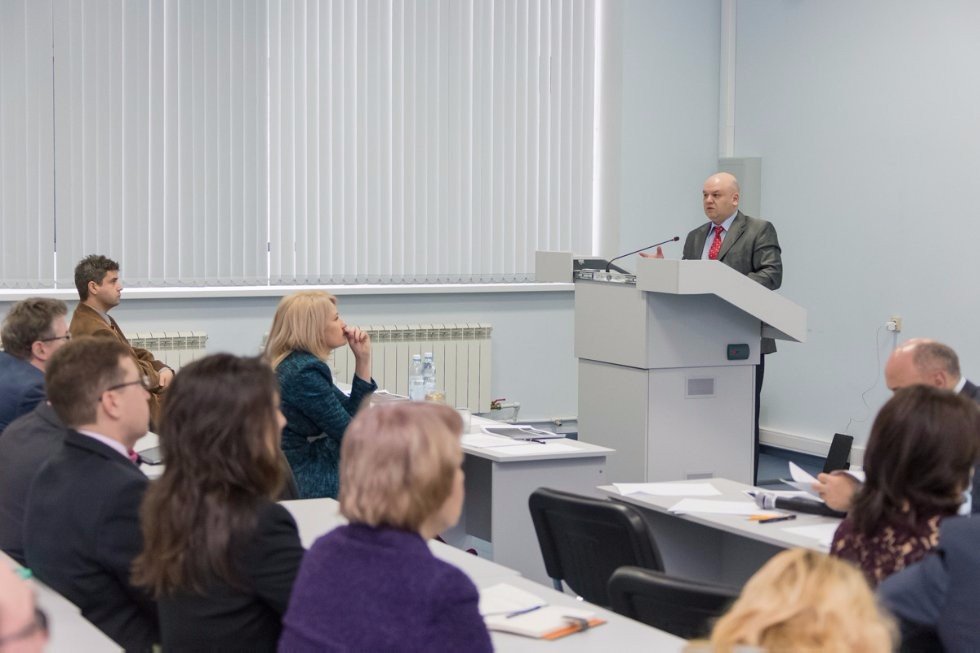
265,291,376,499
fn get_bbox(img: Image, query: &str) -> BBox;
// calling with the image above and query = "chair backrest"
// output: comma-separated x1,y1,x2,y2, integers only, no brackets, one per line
608,566,740,639
528,487,664,606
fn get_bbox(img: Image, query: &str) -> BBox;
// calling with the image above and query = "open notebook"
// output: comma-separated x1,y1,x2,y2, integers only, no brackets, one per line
479,583,605,640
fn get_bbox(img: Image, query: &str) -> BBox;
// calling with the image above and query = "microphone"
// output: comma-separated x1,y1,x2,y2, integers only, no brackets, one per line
605,237,680,272
752,492,847,519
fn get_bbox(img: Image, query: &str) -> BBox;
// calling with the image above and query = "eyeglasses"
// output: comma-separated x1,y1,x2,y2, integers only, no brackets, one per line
0,607,48,646
104,375,151,393
38,333,71,343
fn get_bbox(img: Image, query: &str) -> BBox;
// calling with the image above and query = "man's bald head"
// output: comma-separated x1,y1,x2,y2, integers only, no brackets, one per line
702,172,741,224
884,338,961,392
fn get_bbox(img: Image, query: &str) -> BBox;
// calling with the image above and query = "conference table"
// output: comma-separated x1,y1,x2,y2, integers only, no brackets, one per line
280,498,685,652
137,413,612,587
0,551,120,652
598,478,842,586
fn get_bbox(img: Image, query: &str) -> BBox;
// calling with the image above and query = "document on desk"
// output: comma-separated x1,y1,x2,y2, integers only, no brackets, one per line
462,433,525,448
494,442,581,455
783,523,839,549
668,498,765,515
613,482,721,497
480,583,604,640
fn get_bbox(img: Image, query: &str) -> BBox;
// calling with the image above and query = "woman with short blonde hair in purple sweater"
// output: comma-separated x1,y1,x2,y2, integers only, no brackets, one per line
278,402,492,652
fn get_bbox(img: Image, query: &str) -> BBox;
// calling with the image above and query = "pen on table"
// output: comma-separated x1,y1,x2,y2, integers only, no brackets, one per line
529,439,547,445
756,514,797,524
506,605,544,619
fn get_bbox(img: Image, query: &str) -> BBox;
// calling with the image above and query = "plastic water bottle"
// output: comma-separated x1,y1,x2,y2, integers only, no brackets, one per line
409,354,425,400
422,352,437,398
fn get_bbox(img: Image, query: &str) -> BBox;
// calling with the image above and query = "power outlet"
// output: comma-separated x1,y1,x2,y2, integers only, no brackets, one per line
886,315,903,332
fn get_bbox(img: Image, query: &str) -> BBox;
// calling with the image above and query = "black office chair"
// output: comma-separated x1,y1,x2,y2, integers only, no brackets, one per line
528,487,664,607
607,566,740,639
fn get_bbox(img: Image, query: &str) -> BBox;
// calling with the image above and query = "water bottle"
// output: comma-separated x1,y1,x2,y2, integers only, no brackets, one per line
409,354,425,400
422,352,437,398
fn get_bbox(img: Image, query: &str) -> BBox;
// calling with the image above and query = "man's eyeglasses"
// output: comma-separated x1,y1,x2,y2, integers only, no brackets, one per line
104,375,152,393
38,333,71,343
0,607,48,646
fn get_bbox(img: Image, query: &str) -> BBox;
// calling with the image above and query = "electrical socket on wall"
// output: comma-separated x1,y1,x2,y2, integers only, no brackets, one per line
886,315,902,332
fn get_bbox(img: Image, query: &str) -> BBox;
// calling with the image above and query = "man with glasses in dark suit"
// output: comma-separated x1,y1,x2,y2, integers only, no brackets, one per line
24,337,159,652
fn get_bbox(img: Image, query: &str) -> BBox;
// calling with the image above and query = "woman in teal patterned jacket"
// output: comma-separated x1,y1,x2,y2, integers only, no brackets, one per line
265,291,376,498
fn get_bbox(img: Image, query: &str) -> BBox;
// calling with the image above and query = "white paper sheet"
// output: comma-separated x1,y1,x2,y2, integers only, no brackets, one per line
462,433,524,448
783,522,839,549
668,499,763,515
479,583,546,616
780,461,821,497
493,442,580,456
614,482,721,497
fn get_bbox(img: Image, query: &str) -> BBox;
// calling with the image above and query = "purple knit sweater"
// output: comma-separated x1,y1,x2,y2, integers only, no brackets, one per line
278,523,493,652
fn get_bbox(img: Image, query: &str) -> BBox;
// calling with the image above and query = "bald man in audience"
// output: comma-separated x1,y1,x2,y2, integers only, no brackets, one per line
23,337,158,651
815,339,980,512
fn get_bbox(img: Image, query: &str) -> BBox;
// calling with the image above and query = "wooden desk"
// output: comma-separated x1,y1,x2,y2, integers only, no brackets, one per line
599,478,841,586
1,551,121,652
279,498,685,652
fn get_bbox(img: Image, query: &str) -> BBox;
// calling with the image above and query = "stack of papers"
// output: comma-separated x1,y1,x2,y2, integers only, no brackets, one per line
481,425,564,440
480,584,604,640
613,482,721,497
461,432,580,455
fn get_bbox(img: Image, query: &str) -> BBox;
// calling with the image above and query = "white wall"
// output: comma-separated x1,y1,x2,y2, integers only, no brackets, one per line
731,0,980,446
617,0,722,256
0,290,578,422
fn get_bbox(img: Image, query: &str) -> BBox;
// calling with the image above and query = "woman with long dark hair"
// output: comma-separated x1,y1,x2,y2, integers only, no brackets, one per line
132,354,304,651
830,384,979,586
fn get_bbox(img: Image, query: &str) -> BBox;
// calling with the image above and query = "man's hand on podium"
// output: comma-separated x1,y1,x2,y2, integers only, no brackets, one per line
638,246,664,259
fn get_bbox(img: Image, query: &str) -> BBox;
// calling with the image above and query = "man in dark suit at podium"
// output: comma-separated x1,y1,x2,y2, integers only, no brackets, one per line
644,172,783,482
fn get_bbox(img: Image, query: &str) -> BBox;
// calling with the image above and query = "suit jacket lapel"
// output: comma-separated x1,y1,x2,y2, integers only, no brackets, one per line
717,212,746,261
692,224,711,258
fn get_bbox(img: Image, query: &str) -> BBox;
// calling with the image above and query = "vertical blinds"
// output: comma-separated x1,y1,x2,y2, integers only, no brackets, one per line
0,0,596,288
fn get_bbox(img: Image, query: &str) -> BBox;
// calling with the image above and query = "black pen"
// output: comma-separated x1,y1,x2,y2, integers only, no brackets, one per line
757,514,797,524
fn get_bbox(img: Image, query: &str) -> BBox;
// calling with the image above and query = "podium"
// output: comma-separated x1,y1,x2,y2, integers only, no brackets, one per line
539,252,806,484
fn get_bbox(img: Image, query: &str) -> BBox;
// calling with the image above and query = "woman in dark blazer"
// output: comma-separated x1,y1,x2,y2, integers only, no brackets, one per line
264,291,376,499
132,354,304,652
279,402,492,652
830,385,979,587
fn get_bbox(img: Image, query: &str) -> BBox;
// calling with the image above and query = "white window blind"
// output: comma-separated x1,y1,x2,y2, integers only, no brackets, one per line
1,0,596,289
0,0,55,288
52,0,269,287
269,0,596,284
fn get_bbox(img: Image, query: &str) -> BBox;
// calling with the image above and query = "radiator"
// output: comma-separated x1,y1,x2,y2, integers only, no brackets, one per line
328,323,493,413
130,331,209,371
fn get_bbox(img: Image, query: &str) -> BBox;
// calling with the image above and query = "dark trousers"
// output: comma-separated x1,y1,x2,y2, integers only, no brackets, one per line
754,353,765,485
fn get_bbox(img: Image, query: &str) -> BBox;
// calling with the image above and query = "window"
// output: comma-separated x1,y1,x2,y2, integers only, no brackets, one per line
0,0,597,288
